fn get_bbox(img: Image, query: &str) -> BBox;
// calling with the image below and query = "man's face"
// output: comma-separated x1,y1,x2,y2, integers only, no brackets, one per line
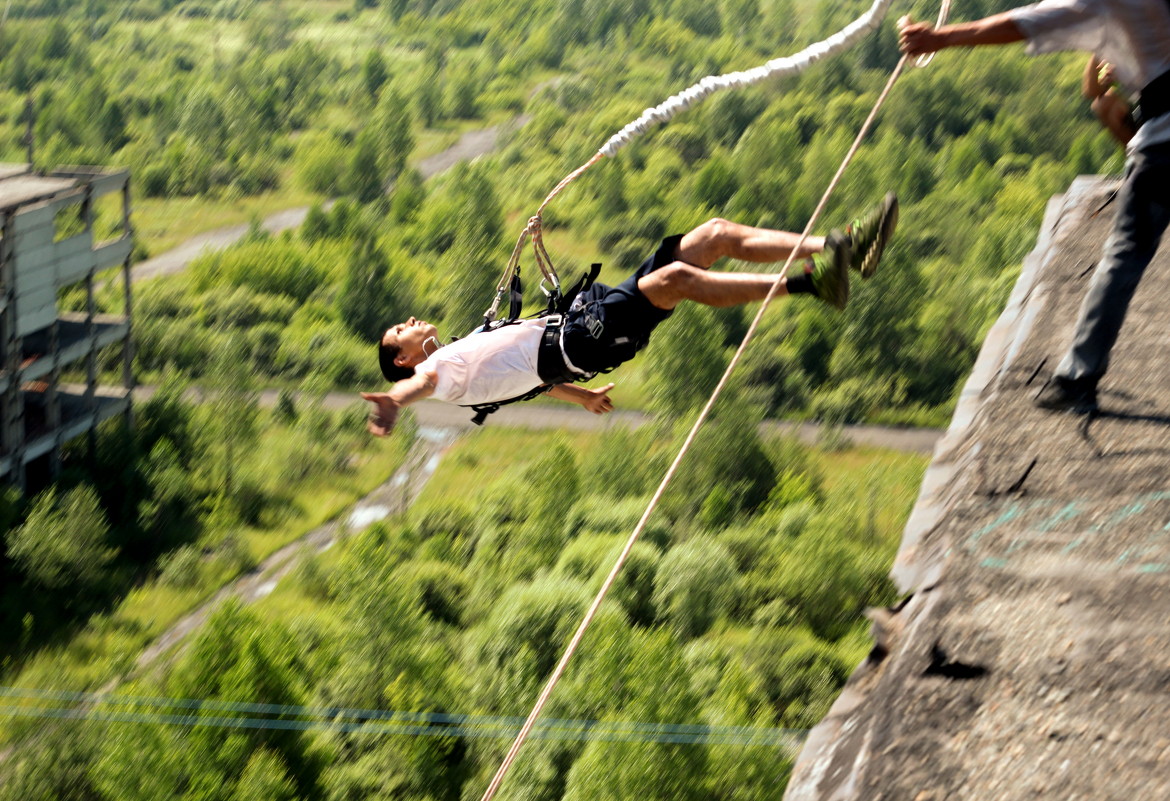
382,317,439,366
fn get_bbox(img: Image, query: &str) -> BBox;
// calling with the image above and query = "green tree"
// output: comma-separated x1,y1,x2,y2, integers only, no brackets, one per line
0,721,103,801
465,575,591,709
337,235,414,340
344,128,384,202
390,167,426,223
360,49,389,100
652,536,738,639
232,749,302,801
96,603,319,800
6,485,114,592
562,630,706,801
374,86,415,183
444,58,480,119
666,401,778,522
645,303,726,417
319,530,463,801
414,68,442,126
203,339,261,521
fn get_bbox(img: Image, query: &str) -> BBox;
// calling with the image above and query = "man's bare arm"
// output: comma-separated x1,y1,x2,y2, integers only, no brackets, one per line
361,369,436,436
899,12,1025,56
546,382,616,415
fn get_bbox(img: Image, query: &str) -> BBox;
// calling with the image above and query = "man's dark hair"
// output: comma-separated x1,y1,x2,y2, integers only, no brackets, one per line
379,341,415,383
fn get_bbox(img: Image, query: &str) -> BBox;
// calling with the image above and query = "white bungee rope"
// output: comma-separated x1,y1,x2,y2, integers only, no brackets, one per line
599,0,895,157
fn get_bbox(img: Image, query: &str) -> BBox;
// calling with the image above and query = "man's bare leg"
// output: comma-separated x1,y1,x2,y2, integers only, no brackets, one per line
638,265,792,310
639,218,834,310
675,218,825,269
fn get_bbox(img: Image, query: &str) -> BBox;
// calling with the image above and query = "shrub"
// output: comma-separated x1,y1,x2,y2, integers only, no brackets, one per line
6,485,115,593
158,544,201,589
652,537,737,640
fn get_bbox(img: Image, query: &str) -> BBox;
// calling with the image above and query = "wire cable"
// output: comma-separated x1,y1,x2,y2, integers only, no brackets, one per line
0,687,804,748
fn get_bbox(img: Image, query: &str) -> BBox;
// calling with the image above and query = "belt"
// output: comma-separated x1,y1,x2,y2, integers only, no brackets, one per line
1134,68,1170,129
536,315,586,384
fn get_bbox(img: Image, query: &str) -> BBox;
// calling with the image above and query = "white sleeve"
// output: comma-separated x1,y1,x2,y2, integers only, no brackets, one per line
417,352,466,403
1010,0,1107,55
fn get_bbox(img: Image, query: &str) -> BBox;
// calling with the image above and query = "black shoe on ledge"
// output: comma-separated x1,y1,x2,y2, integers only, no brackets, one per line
1034,376,1098,414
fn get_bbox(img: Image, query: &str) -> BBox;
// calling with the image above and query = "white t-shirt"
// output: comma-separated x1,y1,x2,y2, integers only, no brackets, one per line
417,319,547,406
1011,0,1170,151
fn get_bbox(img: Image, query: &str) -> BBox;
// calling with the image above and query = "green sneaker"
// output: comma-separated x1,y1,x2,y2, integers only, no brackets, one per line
845,192,898,279
787,230,850,310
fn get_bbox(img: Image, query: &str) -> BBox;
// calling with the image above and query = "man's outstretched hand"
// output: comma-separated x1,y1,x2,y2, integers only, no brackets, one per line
582,383,615,415
362,392,401,436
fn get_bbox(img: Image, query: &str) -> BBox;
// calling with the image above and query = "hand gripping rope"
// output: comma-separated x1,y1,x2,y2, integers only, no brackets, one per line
473,5,956,801
484,0,896,326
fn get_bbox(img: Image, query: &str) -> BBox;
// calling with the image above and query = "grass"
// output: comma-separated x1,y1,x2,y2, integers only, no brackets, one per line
132,181,324,259
813,444,929,548
415,426,597,505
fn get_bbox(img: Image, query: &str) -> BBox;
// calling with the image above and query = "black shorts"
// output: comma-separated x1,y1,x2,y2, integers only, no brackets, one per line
561,234,682,374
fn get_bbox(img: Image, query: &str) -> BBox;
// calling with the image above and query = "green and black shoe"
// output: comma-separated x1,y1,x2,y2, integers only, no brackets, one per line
787,230,851,310
844,192,898,279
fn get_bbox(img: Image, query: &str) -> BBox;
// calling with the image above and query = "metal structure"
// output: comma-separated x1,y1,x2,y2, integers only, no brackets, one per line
0,163,133,487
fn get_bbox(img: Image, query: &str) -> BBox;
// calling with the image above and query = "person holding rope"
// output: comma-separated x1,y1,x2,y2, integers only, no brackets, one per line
362,196,898,435
899,0,1170,414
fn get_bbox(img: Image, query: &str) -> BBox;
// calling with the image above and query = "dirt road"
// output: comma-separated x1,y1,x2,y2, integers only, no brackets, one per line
129,118,525,284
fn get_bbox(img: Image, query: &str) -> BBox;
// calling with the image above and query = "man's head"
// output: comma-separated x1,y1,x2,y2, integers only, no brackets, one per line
378,317,440,382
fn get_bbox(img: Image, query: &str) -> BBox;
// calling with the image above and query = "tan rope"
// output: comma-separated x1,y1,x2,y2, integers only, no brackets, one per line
538,151,607,217
528,152,608,294
476,54,911,801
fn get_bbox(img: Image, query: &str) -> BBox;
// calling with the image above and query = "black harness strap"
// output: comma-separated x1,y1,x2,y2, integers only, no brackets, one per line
468,384,551,426
555,262,602,314
463,263,603,425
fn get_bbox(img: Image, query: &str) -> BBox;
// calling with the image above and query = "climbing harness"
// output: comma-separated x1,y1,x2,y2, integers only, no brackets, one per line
464,262,603,425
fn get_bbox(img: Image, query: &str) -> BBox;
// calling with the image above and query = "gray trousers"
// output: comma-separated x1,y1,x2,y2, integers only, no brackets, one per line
1057,141,1170,385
